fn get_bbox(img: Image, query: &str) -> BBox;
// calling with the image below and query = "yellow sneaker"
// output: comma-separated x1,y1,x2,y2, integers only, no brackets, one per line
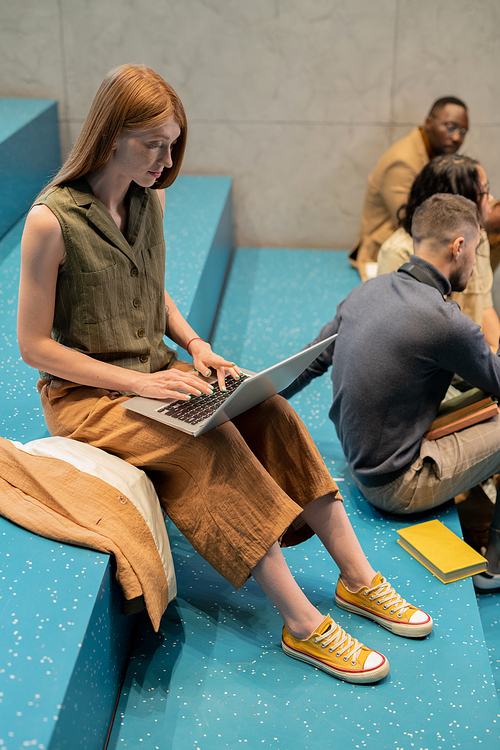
281,614,389,683
335,573,433,637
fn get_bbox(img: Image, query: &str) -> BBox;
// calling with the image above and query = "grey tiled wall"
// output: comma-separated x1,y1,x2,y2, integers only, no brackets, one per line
1,0,498,249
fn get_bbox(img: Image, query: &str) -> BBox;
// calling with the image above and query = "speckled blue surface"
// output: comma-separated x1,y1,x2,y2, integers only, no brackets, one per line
109,249,500,749
0,99,61,241
0,521,133,750
164,176,233,343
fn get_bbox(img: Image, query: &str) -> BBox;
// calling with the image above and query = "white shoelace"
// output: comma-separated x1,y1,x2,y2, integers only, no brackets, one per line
364,577,410,618
314,621,363,665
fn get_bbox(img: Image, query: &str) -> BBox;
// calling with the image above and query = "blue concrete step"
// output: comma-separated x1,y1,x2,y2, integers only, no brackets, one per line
0,522,138,750
164,175,233,347
0,99,61,242
0,171,233,749
108,248,500,749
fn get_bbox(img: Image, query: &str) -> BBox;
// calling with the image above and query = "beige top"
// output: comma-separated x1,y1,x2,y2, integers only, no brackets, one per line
377,227,493,326
351,127,430,279
34,179,176,383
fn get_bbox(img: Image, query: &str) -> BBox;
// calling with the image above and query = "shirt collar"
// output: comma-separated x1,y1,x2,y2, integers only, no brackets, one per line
408,254,452,296
65,178,149,257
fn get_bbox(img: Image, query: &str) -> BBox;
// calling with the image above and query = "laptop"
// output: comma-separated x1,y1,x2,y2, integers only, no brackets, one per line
122,334,337,436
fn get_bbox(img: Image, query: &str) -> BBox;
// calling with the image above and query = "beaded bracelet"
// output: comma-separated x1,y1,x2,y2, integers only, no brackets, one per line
186,337,204,355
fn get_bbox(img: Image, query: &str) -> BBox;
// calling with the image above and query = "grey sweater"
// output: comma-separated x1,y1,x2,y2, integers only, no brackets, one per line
282,256,500,487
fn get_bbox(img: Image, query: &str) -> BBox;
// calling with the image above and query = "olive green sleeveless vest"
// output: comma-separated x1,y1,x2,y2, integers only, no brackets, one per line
34,178,177,383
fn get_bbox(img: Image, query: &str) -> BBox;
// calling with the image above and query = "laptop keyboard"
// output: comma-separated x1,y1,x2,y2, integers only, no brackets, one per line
156,373,249,425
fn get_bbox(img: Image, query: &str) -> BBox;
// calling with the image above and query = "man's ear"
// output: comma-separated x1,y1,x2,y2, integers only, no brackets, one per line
451,235,465,260
423,114,433,133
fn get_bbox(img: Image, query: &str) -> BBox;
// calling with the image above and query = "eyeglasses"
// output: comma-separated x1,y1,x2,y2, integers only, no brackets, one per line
478,181,490,197
443,122,468,138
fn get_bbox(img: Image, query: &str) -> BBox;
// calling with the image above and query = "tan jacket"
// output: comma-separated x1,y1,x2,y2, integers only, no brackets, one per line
0,437,172,631
351,127,430,280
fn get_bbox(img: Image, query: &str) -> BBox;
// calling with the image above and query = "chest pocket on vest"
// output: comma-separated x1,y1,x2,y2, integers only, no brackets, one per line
77,264,127,324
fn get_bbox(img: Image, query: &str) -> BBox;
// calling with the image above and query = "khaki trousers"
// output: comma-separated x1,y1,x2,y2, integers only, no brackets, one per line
355,413,500,515
39,376,340,588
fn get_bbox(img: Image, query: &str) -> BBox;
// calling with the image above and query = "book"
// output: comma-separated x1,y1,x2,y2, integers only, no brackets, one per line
425,402,499,440
429,396,493,429
397,519,487,583
424,388,498,440
433,387,490,420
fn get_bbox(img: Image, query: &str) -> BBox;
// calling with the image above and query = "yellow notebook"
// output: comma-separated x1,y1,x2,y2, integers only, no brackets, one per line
397,519,487,583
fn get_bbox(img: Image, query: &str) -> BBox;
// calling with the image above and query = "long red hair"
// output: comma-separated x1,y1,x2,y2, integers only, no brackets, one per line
43,63,187,192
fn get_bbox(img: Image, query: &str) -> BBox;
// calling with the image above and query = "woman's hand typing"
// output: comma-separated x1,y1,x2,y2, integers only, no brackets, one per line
188,339,242,391
132,367,215,401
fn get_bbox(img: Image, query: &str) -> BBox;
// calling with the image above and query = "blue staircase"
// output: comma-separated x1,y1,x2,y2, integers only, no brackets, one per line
0,99,498,750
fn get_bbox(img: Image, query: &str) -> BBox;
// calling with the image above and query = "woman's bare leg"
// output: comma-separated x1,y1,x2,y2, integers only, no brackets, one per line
300,494,376,591
251,493,377,637
251,541,324,639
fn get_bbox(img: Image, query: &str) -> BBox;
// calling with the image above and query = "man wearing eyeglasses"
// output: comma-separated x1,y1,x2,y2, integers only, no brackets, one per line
350,97,469,281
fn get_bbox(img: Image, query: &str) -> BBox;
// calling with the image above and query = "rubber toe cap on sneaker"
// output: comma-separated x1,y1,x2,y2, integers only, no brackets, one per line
409,610,431,624
364,651,386,670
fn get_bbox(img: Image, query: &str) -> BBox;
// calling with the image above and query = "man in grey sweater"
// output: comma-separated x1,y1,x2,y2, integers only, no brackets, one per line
282,194,500,592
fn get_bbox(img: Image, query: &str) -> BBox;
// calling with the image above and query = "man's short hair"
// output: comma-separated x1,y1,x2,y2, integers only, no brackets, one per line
429,96,468,116
411,193,479,250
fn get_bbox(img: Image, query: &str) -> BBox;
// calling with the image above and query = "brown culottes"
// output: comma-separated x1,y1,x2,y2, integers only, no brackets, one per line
39,375,340,589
